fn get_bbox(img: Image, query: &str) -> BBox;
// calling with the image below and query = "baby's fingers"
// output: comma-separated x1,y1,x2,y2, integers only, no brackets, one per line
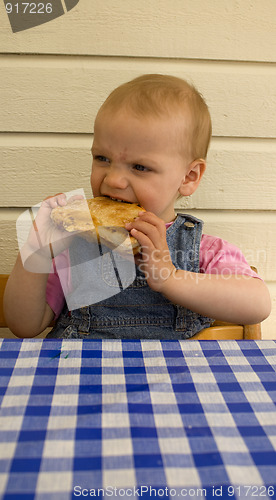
67,194,85,204
43,193,84,210
46,193,68,209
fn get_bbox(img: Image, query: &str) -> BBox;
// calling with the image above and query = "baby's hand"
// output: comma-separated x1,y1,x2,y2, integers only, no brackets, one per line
21,193,84,273
125,212,176,292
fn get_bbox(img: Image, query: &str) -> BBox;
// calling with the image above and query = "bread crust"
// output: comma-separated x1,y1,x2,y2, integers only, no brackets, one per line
51,196,145,254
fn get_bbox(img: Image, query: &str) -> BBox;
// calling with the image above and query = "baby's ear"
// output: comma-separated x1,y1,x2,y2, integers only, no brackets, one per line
179,159,206,197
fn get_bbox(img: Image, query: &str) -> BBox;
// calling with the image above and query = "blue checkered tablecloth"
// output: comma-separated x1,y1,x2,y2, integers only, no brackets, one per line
0,339,276,500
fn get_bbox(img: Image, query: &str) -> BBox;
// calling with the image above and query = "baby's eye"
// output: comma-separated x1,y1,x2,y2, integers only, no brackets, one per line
95,155,109,163
133,164,149,172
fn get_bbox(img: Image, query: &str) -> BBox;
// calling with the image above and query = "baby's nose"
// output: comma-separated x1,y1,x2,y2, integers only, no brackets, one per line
105,166,128,189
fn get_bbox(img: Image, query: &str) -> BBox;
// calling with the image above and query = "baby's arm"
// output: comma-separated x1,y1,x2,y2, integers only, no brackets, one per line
4,193,81,338
4,253,55,337
161,269,270,325
126,212,271,325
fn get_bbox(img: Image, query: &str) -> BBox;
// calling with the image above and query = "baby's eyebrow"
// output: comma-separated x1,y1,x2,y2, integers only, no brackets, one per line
91,144,102,154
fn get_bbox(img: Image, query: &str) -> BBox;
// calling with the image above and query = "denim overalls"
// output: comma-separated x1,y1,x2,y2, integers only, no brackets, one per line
46,214,213,339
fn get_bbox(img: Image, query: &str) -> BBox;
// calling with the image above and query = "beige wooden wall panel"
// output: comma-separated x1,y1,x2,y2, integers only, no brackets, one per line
0,212,21,273
1,57,276,138
0,0,276,62
0,136,93,206
1,136,276,210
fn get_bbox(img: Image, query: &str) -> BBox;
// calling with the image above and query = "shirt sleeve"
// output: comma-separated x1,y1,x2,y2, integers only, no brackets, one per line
46,250,70,319
199,234,262,279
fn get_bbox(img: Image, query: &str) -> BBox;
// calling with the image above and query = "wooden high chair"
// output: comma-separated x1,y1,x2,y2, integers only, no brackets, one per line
191,320,261,340
0,273,261,339
0,275,11,329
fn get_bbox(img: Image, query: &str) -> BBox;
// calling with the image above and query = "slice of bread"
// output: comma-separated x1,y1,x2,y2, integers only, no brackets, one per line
51,196,145,254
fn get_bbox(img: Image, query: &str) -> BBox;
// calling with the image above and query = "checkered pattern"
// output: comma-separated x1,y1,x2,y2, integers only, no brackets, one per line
0,340,276,500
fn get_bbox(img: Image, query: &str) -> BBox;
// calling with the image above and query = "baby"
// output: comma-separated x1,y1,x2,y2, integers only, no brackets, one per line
4,74,271,338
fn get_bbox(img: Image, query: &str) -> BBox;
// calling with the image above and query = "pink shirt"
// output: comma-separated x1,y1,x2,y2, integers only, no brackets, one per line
46,234,260,319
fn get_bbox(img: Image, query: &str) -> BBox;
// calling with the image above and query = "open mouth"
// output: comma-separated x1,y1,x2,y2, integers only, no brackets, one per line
103,195,133,204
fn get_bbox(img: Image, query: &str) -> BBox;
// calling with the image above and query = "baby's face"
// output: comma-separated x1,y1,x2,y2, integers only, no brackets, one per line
90,109,190,223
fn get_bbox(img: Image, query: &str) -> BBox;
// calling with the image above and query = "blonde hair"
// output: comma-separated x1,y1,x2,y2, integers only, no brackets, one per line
97,74,212,160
